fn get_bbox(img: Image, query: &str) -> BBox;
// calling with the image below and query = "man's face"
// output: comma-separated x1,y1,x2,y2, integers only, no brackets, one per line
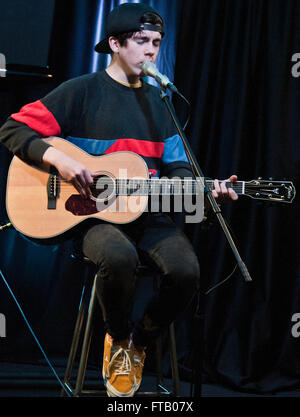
116,30,162,77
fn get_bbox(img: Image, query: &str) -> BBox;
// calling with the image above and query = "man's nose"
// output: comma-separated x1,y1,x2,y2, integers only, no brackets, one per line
144,43,156,56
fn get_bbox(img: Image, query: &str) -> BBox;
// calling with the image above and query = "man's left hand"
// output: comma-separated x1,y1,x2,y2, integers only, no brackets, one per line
212,175,238,201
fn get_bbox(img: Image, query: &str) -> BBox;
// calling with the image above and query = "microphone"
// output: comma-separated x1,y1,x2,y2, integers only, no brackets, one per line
142,61,179,93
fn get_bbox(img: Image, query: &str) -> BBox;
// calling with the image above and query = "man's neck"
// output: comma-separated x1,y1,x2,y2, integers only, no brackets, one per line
106,63,141,87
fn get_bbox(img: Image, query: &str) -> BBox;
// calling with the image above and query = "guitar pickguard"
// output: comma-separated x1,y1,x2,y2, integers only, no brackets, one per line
65,195,99,216
65,194,117,216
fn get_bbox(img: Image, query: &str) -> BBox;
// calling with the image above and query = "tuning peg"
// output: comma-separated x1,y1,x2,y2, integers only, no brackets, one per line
257,177,262,180
269,177,273,181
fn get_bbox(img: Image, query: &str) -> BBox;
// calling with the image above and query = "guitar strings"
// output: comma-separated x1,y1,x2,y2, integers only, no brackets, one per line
54,178,246,192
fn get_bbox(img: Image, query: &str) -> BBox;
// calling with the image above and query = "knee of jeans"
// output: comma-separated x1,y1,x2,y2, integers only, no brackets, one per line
103,245,139,278
164,262,200,293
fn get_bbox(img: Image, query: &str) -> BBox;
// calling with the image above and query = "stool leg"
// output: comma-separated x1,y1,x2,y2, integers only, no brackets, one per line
152,273,165,393
169,322,180,396
74,274,98,396
61,280,89,397
155,335,164,390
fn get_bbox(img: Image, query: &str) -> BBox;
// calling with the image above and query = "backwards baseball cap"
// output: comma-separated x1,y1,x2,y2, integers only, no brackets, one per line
94,3,164,54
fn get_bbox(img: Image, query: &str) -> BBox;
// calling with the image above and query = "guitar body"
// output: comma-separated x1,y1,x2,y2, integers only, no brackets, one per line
6,137,149,239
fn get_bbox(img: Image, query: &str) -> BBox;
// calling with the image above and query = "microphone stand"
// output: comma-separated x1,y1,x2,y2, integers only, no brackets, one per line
159,88,252,397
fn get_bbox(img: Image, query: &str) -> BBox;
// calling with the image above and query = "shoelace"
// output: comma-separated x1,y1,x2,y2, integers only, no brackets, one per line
108,346,132,376
133,351,145,368
134,355,142,365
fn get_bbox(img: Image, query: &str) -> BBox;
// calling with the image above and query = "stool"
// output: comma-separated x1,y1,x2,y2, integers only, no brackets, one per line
61,256,181,397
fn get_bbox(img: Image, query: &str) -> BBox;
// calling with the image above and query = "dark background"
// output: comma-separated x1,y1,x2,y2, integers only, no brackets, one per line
0,0,55,67
0,0,299,394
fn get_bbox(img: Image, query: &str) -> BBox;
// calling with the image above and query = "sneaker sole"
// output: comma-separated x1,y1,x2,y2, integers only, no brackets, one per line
105,380,136,397
103,371,137,397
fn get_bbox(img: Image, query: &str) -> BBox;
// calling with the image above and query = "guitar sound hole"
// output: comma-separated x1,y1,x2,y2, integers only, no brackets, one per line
91,174,115,202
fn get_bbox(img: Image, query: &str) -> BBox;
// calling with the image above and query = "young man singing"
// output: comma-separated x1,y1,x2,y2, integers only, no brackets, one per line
0,3,238,397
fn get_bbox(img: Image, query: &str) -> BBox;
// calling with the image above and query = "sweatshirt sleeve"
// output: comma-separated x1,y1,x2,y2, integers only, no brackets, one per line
160,133,194,179
0,77,85,164
0,117,52,163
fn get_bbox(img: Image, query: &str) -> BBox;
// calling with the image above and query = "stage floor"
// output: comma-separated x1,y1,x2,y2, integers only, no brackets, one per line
0,360,299,398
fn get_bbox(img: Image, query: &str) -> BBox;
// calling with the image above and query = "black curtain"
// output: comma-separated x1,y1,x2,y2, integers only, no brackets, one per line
173,0,300,392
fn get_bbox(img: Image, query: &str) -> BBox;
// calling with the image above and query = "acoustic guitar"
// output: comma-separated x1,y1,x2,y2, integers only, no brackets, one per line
6,137,296,239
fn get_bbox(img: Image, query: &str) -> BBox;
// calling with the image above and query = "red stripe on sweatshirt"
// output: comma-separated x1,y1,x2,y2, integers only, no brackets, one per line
104,138,164,158
11,100,61,137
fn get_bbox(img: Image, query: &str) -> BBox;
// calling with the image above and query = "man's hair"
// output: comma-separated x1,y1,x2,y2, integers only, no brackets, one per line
114,12,164,47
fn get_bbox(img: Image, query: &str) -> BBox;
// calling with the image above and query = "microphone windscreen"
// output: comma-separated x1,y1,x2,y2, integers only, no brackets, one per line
142,61,158,77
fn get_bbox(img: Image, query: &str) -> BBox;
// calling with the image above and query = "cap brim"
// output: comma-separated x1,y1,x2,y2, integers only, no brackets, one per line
94,39,112,54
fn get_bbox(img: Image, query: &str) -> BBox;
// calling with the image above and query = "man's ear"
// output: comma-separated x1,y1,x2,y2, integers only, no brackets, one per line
108,37,120,53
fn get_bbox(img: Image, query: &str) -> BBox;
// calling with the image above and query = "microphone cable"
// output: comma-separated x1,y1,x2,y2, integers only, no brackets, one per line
176,90,191,132
0,224,73,397
0,268,73,397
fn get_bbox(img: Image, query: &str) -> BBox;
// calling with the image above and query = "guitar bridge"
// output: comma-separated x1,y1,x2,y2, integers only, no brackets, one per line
47,167,60,209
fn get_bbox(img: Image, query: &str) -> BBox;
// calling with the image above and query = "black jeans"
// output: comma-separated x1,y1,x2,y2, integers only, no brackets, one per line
80,213,200,347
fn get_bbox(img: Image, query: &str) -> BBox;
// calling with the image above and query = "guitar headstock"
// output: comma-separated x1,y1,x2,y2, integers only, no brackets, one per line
244,179,296,203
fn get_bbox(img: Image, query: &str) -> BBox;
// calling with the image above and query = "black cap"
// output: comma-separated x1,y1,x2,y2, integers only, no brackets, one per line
94,3,164,54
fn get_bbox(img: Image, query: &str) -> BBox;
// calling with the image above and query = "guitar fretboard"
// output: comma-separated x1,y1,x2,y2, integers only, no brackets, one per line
106,178,245,196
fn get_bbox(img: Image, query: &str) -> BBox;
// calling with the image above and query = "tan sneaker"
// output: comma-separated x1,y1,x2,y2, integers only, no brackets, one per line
133,346,146,392
102,333,136,397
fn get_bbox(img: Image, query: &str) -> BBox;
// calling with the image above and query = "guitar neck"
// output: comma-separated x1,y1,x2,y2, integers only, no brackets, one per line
113,178,294,203
114,178,245,196
189,179,246,195
204,179,244,195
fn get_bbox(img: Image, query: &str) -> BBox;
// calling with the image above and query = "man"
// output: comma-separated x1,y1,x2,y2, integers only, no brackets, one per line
0,3,238,397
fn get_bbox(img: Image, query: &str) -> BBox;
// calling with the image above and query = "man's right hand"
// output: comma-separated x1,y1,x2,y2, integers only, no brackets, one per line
42,146,94,199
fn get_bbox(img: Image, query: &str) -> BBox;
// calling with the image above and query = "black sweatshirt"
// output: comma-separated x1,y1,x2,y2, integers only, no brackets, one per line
0,70,192,179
